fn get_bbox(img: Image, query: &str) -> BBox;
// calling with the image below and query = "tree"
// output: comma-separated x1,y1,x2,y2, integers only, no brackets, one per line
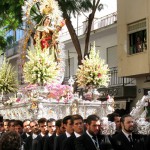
0,0,23,31
0,36,7,53
57,0,103,64
0,0,103,65
82,0,103,57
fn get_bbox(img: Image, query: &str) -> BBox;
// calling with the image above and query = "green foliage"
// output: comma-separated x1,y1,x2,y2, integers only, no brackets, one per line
30,3,43,24
57,0,91,18
0,0,24,31
0,36,7,51
0,57,18,94
0,29,7,52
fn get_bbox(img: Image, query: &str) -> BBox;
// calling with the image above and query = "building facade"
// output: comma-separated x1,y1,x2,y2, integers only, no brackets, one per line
62,12,136,112
117,0,150,107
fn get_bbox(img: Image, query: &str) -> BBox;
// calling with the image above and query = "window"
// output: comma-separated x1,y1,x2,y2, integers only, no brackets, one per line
128,19,147,55
107,46,117,68
16,29,24,41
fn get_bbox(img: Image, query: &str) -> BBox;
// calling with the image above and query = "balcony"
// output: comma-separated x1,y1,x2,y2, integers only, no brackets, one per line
109,67,135,87
60,12,117,41
63,67,137,99
99,67,137,99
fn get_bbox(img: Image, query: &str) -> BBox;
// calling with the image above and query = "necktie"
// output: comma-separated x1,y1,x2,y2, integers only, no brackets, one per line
92,136,98,148
128,135,133,146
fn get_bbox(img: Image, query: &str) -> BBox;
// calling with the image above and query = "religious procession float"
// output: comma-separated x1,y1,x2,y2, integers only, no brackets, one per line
0,0,150,135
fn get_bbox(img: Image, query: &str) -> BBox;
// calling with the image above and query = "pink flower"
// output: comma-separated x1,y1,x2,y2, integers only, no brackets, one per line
107,95,110,100
98,73,102,78
46,83,73,102
16,98,20,102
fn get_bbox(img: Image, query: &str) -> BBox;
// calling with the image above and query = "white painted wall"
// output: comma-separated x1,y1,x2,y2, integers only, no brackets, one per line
63,23,117,77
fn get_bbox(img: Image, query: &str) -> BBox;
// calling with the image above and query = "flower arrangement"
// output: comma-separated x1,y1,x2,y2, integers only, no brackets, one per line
23,46,59,85
46,84,73,102
76,44,110,88
24,84,38,91
2,97,17,106
0,57,18,95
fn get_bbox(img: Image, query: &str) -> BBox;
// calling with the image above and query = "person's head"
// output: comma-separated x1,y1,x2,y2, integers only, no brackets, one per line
14,120,23,135
23,119,31,133
0,131,21,150
43,16,51,26
3,119,9,132
120,114,134,134
71,114,84,135
0,115,4,132
107,113,121,130
8,119,15,132
56,25,62,32
137,36,141,42
86,114,100,136
38,118,47,135
30,120,39,135
63,115,73,134
55,119,65,135
47,118,56,135
56,20,65,31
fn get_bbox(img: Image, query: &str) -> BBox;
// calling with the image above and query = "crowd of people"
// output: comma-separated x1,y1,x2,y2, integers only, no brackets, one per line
0,113,150,150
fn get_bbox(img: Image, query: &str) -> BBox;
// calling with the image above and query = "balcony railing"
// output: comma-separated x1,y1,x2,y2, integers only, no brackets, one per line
60,12,117,41
108,67,135,87
63,67,135,87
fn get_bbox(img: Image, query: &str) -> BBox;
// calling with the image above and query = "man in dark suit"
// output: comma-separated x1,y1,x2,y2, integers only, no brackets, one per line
145,134,150,150
75,114,113,150
111,114,146,150
14,120,23,135
107,113,121,135
44,119,65,150
43,133,56,150
0,115,4,138
32,118,48,150
63,114,84,150
21,119,31,142
47,118,56,137
43,118,56,150
3,119,9,132
8,119,15,132
54,115,74,150
24,120,39,150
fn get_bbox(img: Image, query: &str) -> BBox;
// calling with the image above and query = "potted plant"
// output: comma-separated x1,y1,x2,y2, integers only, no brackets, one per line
0,57,18,103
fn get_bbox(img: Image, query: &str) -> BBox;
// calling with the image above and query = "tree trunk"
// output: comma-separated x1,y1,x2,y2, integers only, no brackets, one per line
84,0,101,56
63,15,83,65
84,13,94,57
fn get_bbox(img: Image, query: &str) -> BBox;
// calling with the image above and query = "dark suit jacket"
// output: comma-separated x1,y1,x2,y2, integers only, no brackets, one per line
0,132,4,138
32,134,48,150
54,133,67,150
75,132,113,150
43,134,56,150
21,132,30,142
144,134,150,150
24,135,33,150
111,131,146,150
63,133,76,150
